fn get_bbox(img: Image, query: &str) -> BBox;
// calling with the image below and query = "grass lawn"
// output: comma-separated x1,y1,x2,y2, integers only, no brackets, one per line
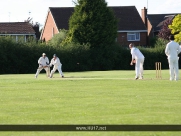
0,70,181,136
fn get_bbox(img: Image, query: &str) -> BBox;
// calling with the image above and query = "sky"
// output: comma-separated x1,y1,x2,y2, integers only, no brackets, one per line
0,0,180,28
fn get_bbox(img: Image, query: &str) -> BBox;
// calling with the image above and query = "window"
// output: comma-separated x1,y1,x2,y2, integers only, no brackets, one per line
127,32,140,41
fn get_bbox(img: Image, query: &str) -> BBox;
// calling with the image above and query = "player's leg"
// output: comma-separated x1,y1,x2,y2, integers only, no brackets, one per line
135,59,140,79
50,65,57,78
139,59,144,79
57,65,64,77
168,59,174,81
35,67,43,78
44,67,50,77
173,59,179,80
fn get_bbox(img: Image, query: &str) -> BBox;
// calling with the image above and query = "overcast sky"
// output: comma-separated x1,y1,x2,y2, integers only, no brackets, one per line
0,0,180,27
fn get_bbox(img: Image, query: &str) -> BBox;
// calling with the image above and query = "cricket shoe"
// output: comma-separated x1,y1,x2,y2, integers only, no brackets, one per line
135,77,139,80
139,76,143,79
170,78,174,81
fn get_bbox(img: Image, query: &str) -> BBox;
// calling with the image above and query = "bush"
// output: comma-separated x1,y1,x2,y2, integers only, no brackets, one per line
154,38,168,48
48,29,68,47
0,36,177,74
140,47,169,70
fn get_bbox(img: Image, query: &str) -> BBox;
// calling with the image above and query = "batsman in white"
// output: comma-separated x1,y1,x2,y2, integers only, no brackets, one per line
49,54,64,78
129,43,145,80
35,53,50,78
165,35,181,81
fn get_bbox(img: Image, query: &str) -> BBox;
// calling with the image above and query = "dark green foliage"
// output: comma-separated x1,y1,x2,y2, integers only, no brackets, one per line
58,43,92,71
66,0,118,47
0,37,175,74
149,37,157,47
154,37,169,48
0,37,55,74
48,29,68,47
140,46,169,70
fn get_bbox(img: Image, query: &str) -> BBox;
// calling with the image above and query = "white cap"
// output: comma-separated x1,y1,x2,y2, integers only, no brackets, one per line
42,53,46,56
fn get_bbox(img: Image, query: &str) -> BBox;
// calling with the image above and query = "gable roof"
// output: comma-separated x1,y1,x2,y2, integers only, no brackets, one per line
0,22,35,34
48,6,147,32
50,7,74,30
147,14,179,32
111,6,147,31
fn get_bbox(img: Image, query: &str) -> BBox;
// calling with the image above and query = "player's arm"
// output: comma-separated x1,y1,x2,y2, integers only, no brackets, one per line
165,44,169,56
53,58,58,65
46,57,49,65
130,50,136,65
130,59,136,65
177,45,181,55
38,57,43,66
49,58,54,67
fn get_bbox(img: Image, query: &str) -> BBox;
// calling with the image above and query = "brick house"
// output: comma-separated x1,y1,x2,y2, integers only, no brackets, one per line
141,7,180,43
0,22,38,42
41,6,147,46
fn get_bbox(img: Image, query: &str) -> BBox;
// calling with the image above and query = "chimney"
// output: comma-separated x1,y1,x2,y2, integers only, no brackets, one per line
141,7,148,28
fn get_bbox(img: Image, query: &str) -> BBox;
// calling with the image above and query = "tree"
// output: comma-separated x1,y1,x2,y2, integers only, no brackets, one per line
48,29,68,46
169,14,181,43
25,17,41,40
158,19,172,40
65,0,118,47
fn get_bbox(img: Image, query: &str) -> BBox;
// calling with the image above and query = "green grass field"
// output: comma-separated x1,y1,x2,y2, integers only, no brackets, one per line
0,70,181,136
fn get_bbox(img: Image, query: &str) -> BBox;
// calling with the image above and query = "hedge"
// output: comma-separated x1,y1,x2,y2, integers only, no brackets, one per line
0,37,179,74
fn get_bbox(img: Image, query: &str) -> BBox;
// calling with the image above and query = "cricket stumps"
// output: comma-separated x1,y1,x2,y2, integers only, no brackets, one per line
155,62,162,79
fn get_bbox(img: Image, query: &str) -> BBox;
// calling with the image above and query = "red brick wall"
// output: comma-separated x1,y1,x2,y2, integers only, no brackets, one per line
117,32,147,47
147,20,155,41
41,11,59,42
141,7,147,28
41,11,148,46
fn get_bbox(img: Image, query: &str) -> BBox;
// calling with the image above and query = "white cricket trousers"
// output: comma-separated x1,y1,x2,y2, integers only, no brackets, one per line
135,58,144,78
50,65,64,77
35,67,50,78
168,58,179,80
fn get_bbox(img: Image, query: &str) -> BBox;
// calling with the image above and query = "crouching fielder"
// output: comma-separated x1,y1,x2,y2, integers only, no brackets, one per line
49,54,64,78
35,53,50,78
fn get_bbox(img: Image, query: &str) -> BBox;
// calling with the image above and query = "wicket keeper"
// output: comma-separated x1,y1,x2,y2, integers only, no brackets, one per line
35,53,50,78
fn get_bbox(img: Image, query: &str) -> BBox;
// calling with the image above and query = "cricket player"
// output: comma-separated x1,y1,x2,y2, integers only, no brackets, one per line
35,53,50,78
165,35,181,81
129,43,145,80
49,54,64,78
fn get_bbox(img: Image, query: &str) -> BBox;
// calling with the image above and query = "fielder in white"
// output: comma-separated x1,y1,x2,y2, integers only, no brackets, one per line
49,54,64,78
35,53,50,78
129,43,145,80
165,35,181,81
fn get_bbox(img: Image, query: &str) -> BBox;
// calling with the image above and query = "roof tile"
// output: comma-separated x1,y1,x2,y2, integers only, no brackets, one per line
49,6,147,31
147,14,179,31
0,22,35,34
